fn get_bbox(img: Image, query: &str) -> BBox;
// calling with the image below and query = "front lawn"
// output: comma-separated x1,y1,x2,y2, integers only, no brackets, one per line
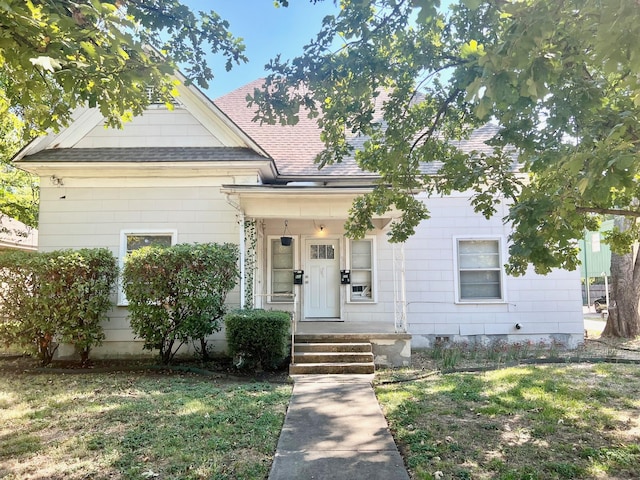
0,364,291,480
377,363,640,479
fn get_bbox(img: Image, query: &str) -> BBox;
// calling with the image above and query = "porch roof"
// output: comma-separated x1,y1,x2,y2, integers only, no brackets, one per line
221,184,398,224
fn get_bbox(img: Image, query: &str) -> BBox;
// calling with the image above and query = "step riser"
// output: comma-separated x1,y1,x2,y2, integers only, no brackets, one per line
291,337,375,374
294,353,374,364
289,363,375,375
295,343,372,353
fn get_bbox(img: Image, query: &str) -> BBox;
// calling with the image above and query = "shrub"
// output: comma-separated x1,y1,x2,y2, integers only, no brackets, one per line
44,249,118,365
225,309,291,371
0,248,118,365
123,243,239,364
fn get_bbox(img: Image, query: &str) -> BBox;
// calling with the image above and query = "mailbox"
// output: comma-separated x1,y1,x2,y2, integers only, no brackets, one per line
340,270,351,284
293,270,304,285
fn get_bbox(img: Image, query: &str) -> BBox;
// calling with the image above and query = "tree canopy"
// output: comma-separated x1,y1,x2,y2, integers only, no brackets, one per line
0,0,247,137
1,0,249,227
251,0,640,277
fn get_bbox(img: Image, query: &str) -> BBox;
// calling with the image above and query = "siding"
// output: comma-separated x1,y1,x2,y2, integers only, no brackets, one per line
39,176,244,354
74,108,227,148
404,193,584,348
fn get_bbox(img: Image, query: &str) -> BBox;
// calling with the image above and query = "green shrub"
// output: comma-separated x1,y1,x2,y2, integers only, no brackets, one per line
43,249,118,365
225,309,291,371
123,243,239,364
0,248,118,365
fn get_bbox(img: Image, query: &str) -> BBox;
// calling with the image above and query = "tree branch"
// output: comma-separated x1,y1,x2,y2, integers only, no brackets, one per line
409,87,462,154
576,206,640,217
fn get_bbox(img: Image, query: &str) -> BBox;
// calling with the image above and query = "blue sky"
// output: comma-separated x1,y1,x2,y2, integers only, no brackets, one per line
186,1,340,99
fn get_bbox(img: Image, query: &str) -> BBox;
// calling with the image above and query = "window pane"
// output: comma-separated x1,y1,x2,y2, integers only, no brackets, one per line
351,240,371,269
459,240,499,255
326,245,335,260
272,238,294,302
460,270,501,299
272,240,294,269
127,234,173,252
310,244,318,259
459,253,500,269
350,270,372,300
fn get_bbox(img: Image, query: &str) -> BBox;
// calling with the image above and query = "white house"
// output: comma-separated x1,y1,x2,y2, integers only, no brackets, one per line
13,78,584,367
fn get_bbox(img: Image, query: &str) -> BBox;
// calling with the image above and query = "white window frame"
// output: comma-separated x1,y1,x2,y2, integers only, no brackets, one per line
266,235,298,304
117,229,178,306
453,236,507,304
346,236,377,303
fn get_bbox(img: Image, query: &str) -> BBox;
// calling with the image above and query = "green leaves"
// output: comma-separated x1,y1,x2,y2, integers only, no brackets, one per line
0,248,118,365
123,243,239,364
0,0,247,135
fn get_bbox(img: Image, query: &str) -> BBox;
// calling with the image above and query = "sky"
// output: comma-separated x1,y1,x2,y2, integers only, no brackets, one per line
185,1,340,99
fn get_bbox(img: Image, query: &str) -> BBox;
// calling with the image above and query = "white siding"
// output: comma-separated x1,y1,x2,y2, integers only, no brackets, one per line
404,193,584,348
75,108,227,148
39,176,244,356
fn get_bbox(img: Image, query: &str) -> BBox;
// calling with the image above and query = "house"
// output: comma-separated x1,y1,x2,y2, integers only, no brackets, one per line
0,215,38,251
13,78,584,367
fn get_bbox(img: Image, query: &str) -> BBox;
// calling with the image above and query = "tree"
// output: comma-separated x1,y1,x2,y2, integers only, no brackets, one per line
251,0,640,337
1,0,247,137
0,103,38,227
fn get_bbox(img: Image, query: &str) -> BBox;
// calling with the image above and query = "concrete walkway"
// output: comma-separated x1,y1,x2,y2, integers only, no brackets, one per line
268,375,410,480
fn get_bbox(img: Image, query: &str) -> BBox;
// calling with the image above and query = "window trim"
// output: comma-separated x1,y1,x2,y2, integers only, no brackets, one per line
117,229,178,306
453,236,507,304
346,236,377,303
266,235,298,304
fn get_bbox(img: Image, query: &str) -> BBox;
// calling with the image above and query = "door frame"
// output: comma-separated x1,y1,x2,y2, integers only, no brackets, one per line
301,235,343,321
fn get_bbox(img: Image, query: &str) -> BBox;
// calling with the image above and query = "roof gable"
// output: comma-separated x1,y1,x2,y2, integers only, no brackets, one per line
14,72,269,162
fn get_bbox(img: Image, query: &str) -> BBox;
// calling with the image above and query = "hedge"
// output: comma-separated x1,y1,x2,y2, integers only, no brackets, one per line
0,248,118,365
122,242,239,364
225,309,291,371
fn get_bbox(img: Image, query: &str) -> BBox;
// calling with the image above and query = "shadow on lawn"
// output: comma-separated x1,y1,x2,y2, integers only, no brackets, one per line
379,365,640,479
0,369,291,480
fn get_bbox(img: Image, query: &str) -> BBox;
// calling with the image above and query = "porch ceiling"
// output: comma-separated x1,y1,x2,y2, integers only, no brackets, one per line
222,184,399,222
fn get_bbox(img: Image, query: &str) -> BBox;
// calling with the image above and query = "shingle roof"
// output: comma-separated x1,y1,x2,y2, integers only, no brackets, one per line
215,80,506,178
214,79,372,178
20,147,269,163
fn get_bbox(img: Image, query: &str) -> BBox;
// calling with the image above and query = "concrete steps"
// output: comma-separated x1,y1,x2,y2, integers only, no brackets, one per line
290,337,375,375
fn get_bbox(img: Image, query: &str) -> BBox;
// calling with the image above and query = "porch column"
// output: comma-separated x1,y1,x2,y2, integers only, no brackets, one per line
239,211,246,308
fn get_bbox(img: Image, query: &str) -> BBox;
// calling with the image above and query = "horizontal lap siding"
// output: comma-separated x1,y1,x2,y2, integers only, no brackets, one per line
39,178,242,350
405,193,583,346
75,109,226,148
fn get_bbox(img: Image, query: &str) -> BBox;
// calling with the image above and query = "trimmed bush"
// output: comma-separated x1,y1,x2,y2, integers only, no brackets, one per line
225,309,291,371
122,242,239,364
0,248,118,365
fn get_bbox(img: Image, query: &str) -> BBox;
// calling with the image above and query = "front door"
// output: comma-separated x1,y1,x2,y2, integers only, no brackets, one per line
304,238,340,319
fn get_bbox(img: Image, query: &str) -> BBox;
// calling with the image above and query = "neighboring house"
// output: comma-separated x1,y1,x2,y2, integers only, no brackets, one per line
0,215,38,251
13,77,584,365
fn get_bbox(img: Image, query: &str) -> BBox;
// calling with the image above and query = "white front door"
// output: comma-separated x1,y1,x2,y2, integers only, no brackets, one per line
304,238,340,319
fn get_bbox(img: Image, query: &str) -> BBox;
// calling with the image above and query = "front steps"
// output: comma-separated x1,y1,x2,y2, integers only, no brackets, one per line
289,335,375,375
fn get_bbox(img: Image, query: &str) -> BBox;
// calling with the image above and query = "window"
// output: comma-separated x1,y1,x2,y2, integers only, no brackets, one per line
269,237,295,303
118,230,177,305
349,238,375,302
456,239,503,302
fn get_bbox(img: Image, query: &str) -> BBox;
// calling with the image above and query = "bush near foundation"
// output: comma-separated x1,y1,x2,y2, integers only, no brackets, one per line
0,248,118,365
225,309,290,371
123,243,239,364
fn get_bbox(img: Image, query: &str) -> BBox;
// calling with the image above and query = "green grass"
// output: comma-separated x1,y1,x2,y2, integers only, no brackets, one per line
0,367,291,479
377,364,640,480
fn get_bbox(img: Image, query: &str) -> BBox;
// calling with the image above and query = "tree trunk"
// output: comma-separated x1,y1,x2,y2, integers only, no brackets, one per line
602,218,640,338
